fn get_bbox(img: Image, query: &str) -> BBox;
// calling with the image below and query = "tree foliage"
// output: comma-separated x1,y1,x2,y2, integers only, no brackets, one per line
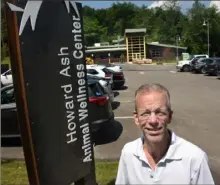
1,0,220,60
82,1,220,56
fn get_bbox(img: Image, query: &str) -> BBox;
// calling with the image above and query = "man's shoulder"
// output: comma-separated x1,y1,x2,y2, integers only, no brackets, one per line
176,134,206,160
121,137,142,155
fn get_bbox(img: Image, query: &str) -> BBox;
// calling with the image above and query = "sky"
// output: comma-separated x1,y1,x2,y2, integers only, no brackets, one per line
79,1,220,12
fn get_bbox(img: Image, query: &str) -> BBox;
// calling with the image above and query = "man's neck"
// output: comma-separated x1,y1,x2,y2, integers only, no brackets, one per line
143,130,171,167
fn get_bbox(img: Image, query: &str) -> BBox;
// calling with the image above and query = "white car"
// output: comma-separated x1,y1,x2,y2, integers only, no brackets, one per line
87,64,122,73
100,63,122,73
86,65,114,86
176,54,209,72
1,69,13,86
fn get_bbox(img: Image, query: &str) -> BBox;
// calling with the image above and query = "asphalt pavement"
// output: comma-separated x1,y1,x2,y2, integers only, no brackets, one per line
2,63,220,183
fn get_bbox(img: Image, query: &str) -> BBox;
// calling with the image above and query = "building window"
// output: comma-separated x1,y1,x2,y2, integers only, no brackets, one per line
152,49,162,58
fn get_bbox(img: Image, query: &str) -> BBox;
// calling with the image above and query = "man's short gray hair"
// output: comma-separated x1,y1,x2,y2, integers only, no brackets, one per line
135,83,171,112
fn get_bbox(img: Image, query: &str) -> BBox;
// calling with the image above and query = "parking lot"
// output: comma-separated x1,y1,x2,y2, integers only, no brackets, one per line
94,64,220,183
2,64,220,183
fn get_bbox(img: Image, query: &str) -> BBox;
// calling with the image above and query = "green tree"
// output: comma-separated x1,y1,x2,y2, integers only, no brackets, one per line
83,16,107,46
183,0,207,54
1,4,9,61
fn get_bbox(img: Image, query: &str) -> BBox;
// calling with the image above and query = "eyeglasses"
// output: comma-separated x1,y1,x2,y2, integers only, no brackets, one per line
137,109,169,121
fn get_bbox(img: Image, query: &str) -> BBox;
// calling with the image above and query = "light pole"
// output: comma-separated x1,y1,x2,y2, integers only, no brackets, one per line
203,19,210,56
117,35,120,48
176,35,181,61
108,53,111,64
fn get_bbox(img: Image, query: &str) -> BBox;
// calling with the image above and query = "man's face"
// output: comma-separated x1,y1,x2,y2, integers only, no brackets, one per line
134,91,173,144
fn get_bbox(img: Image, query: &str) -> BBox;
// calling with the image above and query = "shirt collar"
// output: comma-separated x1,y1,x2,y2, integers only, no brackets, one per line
133,129,182,161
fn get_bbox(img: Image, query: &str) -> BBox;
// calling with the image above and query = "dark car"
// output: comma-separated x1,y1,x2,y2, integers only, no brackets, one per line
87,79,114,132
103,68,125,89
189,58,200,71
87,75,114,103
190,58,214,74
1,84,19,138
1,81,114,138
203,57,220,76
217,64,220,78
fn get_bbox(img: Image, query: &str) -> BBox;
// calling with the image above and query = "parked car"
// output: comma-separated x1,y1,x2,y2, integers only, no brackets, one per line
217,63,220,78
86,65,114,88
190,58,214,74
87,76,114,103
98,63,123,73
104,68,125,89
176,54,209,72
189,58,200,70
1,81,114,138
1,69,13,87
87,79,114,132
217,69,220,79
203,57,220,76
1,84,19,138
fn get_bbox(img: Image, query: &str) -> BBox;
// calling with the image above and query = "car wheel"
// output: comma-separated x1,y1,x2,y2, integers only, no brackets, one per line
201,67,206,74
182,65,191,72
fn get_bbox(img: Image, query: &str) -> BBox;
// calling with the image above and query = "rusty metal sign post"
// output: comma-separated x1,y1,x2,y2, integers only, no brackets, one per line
4,0,97,184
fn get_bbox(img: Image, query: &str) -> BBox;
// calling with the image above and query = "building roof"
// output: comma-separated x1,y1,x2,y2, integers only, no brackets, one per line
85,47,126,53
85,42,187,53
125,28,146,34
86,45,126,50
147,42,187,50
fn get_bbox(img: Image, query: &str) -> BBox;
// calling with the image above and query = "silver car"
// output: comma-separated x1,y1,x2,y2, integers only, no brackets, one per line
98,79,114,103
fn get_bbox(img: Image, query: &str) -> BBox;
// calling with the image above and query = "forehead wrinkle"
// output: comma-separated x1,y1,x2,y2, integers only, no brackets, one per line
135,91,169,111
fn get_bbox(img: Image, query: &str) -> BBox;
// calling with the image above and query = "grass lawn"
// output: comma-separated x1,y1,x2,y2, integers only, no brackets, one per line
1,160,118,185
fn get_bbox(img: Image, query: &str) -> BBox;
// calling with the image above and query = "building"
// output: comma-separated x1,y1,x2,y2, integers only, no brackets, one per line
125,28,147,62
85,28,187,63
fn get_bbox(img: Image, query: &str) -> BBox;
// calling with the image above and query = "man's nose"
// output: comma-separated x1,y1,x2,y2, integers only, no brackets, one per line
148,112,158,124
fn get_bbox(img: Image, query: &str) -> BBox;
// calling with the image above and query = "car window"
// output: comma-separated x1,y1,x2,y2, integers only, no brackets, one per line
206,59,214,63
88,83,105,97
201,59,213,64
87,69,98,75
1,87,15,104
216,59,220,64
197,58,205,62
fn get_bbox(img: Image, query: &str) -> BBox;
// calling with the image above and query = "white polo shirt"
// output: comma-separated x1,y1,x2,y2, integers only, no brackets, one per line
115,131,215,184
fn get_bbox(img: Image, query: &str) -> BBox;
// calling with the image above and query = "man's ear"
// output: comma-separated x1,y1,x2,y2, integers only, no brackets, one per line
168,109,173,124
133,111,139,126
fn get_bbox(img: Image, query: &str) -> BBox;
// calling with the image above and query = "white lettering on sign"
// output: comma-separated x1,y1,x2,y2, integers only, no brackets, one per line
72,10,93,163
72,15,83,59
80,123,92,162
76,64,92,162
59,47,77,144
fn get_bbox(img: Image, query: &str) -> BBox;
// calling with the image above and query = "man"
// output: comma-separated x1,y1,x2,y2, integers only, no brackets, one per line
115,84,214,184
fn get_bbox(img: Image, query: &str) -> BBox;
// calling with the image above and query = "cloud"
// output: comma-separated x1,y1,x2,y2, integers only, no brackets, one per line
148,1,166,9
148,1,182,10
209,1,220,11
